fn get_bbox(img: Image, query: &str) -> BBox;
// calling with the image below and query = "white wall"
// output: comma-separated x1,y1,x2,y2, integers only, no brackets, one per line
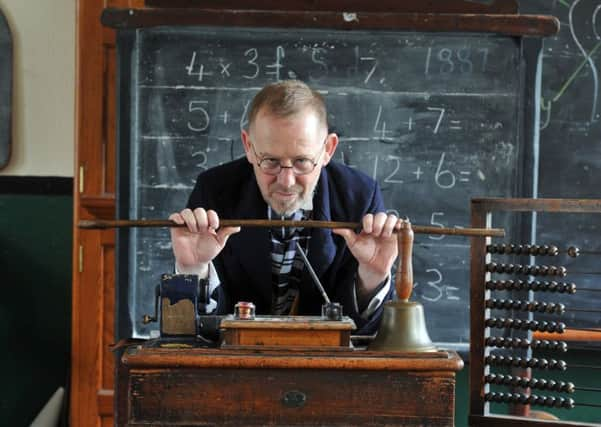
0,0,74,177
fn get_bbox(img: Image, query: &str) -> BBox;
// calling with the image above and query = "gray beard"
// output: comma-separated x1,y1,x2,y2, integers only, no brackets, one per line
269,188,315,217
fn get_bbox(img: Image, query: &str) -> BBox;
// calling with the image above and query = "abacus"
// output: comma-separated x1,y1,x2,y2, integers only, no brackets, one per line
470,198,601,426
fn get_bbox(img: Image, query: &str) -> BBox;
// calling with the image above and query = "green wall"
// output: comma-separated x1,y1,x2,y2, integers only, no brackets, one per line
0,194,72,426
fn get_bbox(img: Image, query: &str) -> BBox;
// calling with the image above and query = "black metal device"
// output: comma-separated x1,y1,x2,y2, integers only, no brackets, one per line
143,273,210,338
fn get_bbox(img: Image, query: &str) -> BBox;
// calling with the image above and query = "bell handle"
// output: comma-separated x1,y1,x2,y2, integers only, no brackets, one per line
395,221,414,302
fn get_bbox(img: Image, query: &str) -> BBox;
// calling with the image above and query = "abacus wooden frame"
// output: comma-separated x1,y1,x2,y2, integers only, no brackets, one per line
469,197,601,427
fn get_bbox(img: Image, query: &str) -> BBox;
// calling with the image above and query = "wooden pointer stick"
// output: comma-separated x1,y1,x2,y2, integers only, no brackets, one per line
78,218,505,237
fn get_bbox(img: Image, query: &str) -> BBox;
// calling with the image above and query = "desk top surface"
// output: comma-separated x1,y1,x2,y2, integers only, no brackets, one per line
122,345,464,372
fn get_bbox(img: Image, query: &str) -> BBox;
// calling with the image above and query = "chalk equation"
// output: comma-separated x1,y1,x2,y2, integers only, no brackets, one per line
182,44,494,84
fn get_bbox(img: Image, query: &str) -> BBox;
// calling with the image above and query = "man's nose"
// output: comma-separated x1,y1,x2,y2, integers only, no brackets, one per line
277,166,296,187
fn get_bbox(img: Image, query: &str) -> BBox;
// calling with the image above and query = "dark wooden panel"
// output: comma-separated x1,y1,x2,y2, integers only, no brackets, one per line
117,347,462,426
126,367,455,426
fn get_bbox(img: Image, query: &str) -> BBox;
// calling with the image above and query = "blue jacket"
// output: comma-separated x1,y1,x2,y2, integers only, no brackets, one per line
186,157,393,334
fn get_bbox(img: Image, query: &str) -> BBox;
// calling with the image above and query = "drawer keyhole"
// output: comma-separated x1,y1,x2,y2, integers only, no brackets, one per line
282,390,306,408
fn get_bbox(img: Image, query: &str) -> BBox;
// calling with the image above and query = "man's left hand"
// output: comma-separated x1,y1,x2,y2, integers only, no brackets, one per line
332,212,403,298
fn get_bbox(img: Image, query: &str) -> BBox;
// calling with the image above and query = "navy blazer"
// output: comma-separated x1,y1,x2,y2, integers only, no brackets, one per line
186,158,393,334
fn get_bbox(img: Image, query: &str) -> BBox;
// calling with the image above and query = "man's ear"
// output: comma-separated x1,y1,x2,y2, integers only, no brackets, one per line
322,133,339,166
240,129,253,164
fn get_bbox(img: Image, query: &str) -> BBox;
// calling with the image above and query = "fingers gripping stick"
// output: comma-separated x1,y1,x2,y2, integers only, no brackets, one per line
396,222,414,302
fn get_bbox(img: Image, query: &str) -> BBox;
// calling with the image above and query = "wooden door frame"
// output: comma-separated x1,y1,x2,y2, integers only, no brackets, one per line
72,1,143,426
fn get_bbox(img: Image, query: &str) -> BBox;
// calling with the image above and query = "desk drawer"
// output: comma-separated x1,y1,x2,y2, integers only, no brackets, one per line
126,367,455,426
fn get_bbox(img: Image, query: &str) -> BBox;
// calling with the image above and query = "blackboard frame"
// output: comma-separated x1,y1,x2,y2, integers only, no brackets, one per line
115,30,136,348
108,6,559,351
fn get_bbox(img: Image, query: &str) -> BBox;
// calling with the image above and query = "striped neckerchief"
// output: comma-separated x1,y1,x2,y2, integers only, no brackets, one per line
268,206,312,315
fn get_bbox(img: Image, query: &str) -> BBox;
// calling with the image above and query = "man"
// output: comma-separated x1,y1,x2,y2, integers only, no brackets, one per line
169,80,401,334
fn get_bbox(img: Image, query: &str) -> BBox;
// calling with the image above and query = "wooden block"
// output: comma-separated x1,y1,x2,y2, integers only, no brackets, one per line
220,315,355,348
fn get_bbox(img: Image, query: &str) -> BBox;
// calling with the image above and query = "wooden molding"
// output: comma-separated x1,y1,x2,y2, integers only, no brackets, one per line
143,0,519,14
97,389,114,417
80,195,116,218
102,8,559,37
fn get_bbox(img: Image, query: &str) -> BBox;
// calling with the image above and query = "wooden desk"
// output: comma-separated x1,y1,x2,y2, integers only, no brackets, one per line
116,346,463,426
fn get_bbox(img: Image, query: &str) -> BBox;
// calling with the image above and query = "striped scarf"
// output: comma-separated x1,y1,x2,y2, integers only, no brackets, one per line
268,207,311,315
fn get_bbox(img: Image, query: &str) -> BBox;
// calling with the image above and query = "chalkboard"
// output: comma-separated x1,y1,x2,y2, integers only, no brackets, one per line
0,8,11,169
114,24,543,348
519,0,601,332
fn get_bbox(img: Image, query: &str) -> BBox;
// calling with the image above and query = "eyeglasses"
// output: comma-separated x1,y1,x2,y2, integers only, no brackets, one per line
250,138,327,176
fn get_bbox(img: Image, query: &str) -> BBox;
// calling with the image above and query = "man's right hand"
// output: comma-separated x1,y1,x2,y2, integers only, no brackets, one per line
169,208,241,277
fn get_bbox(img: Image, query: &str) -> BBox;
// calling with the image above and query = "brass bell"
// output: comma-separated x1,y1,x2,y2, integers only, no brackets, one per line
369,221,436,352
